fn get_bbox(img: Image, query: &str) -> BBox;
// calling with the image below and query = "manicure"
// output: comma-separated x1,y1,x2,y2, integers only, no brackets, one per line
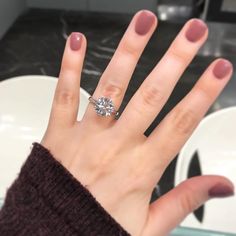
209,183,234,198
213,59,233,79
135,10,156,35
70,32,83,51
185,19,207,42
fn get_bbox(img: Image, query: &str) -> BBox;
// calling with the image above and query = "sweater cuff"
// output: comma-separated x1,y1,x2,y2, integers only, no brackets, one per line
19,143,129,235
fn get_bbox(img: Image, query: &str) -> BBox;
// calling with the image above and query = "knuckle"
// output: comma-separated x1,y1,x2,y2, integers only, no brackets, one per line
119,41,139,59
178,185,201,214
55,89,76,106
60,56,81,74
168,48,190,65
141,84,164,107
60,62,73,73
196,85,214,102
102,81,123,98
171,108,198,135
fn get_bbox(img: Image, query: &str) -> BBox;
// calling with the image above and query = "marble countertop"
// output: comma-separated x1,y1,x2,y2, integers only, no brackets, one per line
0,9,235,199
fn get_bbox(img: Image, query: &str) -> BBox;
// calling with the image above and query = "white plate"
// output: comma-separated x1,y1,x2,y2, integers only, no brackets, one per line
0,75,90,204
175,107,236,234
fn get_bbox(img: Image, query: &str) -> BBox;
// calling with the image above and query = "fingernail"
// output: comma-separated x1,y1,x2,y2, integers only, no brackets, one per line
185,19,207,42
135,10,156,35
209,183,234,198
70,32,83,51
213,59,233,79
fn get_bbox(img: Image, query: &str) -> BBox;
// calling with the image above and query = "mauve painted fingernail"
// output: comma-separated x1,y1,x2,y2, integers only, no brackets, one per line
135,10,156,35
213,59,233,79
185,19,207,42
209,183,234,198
70,32,83,51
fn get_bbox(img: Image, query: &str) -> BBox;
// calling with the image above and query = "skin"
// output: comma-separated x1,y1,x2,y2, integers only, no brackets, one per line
41,11,234,236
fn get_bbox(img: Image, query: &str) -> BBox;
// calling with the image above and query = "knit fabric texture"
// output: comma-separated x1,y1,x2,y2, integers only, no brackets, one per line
0,143,130,236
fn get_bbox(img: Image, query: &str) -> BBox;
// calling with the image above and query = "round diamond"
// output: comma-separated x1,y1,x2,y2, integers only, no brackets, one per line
94,97,115,116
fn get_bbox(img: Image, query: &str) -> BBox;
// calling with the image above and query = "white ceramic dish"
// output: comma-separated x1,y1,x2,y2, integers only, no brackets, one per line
175,107,236,234
0,75,90,204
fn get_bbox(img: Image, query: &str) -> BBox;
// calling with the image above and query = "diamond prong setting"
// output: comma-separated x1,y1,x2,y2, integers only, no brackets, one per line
93,97,115,117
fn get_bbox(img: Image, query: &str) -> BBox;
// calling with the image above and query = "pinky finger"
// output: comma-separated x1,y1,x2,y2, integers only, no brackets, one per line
145,59,233,170
142,176,234,236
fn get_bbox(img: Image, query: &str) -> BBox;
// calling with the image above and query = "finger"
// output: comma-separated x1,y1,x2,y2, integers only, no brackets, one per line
49,33,87,128
82,10,157,128
142,176,234,236
116,19,208,137
145,59,233,170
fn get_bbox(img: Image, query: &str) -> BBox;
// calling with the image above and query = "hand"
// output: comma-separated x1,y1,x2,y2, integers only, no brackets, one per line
41,10,234,236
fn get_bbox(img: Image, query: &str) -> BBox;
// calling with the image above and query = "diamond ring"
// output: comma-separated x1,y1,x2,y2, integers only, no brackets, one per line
88,96,119,118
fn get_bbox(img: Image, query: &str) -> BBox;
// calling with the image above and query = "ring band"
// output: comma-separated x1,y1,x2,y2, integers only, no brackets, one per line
89,96,119,118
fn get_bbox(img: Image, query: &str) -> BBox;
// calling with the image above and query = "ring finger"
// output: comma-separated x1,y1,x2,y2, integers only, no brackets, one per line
82,10,157,129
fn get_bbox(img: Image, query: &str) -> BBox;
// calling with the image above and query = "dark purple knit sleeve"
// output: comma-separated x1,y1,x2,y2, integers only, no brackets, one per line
0,143,130,236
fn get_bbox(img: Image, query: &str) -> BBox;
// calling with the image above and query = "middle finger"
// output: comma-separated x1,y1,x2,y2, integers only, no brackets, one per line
116,19,208,137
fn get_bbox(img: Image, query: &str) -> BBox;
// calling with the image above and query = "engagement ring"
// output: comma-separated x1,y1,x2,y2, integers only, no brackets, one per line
89,96,119,118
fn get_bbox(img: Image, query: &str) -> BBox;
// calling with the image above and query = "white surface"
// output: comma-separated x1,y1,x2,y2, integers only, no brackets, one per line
175,107,236,234
0,75,90,202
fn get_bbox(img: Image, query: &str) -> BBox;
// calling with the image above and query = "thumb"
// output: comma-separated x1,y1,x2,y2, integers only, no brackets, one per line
142,175,234,236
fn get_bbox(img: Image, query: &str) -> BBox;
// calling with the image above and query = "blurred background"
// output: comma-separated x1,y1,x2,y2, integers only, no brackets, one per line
0,0,236,235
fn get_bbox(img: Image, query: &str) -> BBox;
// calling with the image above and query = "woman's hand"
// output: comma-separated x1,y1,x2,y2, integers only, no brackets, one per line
41,10,234,236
